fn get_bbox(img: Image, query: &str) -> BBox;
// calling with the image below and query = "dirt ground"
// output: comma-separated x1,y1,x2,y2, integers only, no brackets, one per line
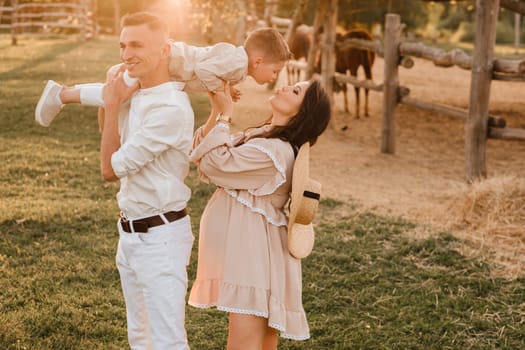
233,57,525,277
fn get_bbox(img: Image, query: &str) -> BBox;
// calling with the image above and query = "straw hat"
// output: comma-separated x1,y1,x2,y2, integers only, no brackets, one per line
288,142,322,259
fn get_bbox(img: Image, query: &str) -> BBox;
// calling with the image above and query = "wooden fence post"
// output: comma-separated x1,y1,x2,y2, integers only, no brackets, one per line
321,0,337,129
465,0,500,181
381,13,401,154
10,0,17,45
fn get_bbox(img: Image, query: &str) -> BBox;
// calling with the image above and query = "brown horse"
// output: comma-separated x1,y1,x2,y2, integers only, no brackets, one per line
334,29,375,118
287,25,312,85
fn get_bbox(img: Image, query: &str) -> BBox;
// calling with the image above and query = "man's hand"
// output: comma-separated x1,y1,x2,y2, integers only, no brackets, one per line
103,66,139,108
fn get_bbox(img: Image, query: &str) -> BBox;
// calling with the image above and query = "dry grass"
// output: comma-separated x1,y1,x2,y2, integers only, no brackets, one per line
441,176,525,279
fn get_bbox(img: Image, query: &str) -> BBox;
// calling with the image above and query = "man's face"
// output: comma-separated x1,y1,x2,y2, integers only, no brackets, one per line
119,24,167,79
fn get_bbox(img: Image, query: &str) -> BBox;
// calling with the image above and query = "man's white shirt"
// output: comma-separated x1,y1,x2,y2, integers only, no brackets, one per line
111,81,194,219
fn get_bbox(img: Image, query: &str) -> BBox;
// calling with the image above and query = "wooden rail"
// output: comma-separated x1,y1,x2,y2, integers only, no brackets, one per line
489,127,525,141
16,3,85,10
400,42,525,76
400,96,507,128
5,1,93,44
337,38,384,57
334,73,383,91
0,6,13,29
339,38,525,78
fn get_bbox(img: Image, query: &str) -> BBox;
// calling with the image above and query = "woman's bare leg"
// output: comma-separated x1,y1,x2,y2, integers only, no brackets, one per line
262,326,278,350
227,313,268,350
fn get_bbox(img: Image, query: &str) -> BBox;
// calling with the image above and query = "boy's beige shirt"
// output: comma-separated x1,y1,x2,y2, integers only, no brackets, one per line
168,41,248,92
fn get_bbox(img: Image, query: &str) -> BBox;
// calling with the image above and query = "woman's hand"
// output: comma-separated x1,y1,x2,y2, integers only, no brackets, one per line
201,82,234,137
208,82,234,116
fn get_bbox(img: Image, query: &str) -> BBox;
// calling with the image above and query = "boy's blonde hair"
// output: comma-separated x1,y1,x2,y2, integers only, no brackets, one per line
244,28,292,63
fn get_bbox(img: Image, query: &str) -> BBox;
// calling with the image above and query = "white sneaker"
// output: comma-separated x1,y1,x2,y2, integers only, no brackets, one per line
35,80,64,127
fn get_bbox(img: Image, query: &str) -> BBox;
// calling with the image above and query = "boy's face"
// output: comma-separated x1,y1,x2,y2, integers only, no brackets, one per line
248,58,286,85
119,24,169,80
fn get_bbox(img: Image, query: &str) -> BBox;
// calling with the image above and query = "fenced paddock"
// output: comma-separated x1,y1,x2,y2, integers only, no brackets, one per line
1,0,95,44
285,0,525,182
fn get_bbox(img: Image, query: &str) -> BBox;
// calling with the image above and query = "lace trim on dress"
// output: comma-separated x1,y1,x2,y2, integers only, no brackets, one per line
190,303,308,339
280,332,310,341
216,305,268,318
243,143,287,196
188,301,215,309
218,307,308,337
268,322,286,332
223,189,287,227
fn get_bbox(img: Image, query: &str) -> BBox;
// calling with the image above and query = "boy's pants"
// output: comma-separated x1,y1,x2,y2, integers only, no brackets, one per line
116,215,194,350
76,83,105,107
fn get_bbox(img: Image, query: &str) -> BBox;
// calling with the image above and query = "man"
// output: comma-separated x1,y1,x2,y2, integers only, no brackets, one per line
100,12,194,349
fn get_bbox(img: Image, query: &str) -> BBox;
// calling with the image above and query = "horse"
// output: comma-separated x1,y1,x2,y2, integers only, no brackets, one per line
287,24,312,85
334,29,375,118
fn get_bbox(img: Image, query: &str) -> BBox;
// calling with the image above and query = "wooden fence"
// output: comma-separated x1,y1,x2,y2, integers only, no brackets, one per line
1,0,95,44
290,7,524,181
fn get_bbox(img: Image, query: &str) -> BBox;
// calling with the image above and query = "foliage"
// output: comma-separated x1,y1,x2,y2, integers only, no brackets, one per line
188,0,246,43
1,34,525,350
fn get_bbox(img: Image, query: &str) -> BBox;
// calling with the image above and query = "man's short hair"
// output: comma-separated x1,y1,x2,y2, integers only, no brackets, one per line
244,28,292,63
120,12,169,36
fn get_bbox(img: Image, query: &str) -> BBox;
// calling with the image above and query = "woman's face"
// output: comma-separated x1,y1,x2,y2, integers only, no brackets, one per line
269,81,311,124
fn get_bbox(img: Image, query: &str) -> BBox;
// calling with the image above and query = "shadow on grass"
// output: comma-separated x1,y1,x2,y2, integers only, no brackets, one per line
0,40,84,81
296,201,525,350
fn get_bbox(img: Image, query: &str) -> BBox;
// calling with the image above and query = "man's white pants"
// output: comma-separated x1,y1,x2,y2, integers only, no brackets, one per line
116,215,194,350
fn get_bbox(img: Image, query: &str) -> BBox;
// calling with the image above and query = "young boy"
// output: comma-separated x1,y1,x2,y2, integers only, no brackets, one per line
35,27,291,127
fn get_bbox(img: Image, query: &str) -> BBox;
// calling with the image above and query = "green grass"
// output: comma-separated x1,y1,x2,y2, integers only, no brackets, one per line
1,34,525,349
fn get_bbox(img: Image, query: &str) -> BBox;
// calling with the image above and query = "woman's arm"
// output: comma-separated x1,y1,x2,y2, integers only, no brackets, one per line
201,83,234,137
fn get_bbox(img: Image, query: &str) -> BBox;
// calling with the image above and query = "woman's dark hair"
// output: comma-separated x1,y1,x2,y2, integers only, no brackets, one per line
262,80,331,149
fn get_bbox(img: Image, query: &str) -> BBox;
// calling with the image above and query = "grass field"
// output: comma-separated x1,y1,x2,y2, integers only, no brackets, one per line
1,34,524,350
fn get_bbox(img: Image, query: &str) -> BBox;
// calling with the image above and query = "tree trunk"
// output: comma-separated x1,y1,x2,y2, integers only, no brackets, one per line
321,0,338,129
263,0,278,27
285,0,308,42
113,0,120,35
515,13,521,53
305,2,326,79
235,0,246,45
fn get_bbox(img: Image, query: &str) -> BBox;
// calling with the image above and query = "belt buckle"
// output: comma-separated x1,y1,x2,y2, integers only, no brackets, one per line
132,220,149,233
120,213,148,233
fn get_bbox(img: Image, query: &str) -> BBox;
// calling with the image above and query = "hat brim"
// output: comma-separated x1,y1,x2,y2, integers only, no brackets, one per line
288,143,310,230
288,222,315,259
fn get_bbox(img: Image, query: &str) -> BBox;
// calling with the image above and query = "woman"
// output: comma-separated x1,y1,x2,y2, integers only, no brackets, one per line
189,80,331,350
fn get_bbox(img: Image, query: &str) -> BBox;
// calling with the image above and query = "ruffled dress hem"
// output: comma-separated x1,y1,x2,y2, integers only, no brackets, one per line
189,279,310,341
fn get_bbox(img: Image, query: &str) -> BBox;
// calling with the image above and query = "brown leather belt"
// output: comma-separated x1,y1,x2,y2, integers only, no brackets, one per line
119,209,187,233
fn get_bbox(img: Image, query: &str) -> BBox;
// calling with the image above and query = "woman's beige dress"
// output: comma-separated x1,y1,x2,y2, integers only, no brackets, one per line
188,123,309,340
